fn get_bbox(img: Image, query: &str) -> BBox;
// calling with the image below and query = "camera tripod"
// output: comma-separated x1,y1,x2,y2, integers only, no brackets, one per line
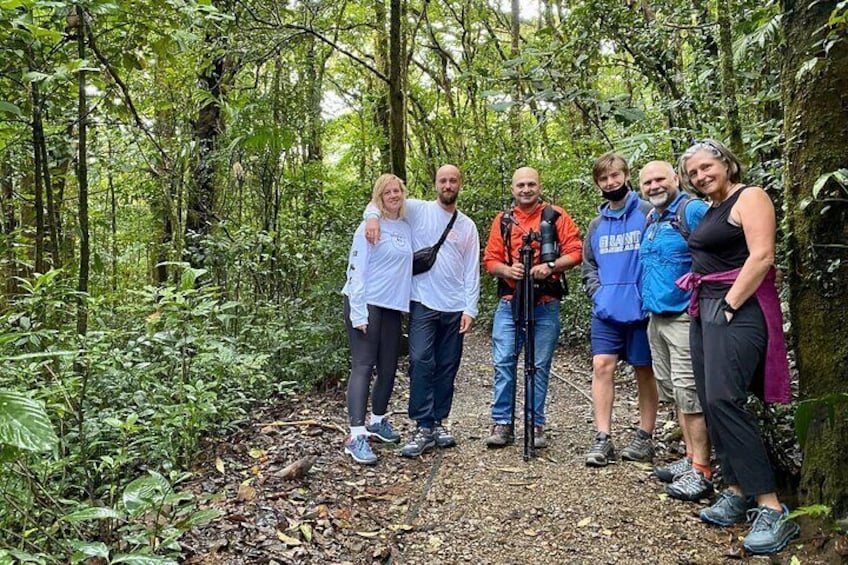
510,230,540,461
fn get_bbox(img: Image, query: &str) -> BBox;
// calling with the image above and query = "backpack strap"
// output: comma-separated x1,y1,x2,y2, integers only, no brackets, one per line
645,194,693,240
498,204,567,299
671,195,691,240
500,209,515,266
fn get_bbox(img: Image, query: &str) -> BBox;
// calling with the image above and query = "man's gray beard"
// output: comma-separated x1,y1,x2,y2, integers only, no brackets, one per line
649,194,669,207
439,192,458,205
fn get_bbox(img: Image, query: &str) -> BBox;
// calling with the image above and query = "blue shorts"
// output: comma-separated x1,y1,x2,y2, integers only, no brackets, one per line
590,316,652,367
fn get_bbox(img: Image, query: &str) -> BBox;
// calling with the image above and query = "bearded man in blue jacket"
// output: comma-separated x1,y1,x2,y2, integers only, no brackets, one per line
581,152,658,468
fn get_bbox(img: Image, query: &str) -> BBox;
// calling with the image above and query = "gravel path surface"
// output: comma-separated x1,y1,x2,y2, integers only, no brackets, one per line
386,333,737,564
184,332,816,564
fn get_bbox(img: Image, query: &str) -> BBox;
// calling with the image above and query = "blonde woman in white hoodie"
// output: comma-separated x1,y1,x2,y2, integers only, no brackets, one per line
341,174,412,464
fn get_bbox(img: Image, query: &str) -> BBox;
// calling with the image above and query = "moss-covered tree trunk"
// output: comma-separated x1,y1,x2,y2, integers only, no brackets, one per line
372,0,391,173
388,0,406,180
782,0,848,518
715,0,743,157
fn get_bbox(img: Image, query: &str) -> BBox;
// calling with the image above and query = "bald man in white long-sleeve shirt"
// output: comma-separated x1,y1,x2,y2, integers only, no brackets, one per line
365,164,480,457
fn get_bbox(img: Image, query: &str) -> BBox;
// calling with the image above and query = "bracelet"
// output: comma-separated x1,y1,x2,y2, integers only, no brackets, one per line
722,298,738,315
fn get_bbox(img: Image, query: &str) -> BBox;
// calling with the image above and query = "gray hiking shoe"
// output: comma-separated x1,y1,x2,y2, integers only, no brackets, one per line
700,490,755,526
585,432,616,467
533,425,548,449
399,427,435,457
666,468,714,501
654,456,692,483
742,505,801,555
344,434,378,465
365,419,401,443
432,421,457,448
620,429,655,462
485,424,514,448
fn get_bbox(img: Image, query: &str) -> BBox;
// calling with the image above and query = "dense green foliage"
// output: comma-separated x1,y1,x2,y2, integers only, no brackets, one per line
0,0,845,560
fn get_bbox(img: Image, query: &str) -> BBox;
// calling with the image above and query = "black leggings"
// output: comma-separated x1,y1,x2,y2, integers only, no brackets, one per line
690,296,776,496
344,297,402,427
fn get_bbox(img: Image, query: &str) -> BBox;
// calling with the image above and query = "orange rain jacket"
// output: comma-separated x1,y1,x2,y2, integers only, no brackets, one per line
483,203,582,303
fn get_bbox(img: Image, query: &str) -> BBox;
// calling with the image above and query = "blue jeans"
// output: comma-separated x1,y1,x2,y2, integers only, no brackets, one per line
491,298,560,426
408,301,464,429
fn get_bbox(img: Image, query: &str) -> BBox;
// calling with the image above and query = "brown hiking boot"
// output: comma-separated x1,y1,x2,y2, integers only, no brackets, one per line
486,424,514,448
533,425,548,449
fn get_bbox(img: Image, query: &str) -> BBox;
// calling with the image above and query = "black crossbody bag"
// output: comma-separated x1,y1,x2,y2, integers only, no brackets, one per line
412,210,458,275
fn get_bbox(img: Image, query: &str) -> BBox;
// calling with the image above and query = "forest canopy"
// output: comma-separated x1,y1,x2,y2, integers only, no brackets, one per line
0,0,846,562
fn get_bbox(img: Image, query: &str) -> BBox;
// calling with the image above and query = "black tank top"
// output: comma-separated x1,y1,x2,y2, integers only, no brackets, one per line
688,186,749,297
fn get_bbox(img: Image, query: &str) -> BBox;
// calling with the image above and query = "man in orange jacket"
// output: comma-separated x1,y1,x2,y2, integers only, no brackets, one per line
483,167,582,448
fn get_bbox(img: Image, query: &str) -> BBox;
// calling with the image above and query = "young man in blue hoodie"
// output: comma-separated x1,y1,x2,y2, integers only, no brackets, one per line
581,152,658,467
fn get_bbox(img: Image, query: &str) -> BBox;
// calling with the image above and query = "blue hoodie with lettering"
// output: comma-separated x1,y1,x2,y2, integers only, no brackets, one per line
581,190,652,324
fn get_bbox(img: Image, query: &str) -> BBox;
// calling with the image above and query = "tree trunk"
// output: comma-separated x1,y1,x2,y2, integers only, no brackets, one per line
75,7,90,338
716,0,744,156
510,0,524,164
107,138,117,291
30,82,45,274
1,158,18,298
782,0,848,518
388,0,406,180
152,64,178,285
373,0,391,172
304,35,324,165
187,53,223,242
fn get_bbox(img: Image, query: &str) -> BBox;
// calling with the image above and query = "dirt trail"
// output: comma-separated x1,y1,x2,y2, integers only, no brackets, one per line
184,333,811,564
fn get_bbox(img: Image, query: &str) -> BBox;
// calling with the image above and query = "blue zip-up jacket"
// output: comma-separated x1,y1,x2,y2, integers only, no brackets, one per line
639,193,709,315
581,190,652,324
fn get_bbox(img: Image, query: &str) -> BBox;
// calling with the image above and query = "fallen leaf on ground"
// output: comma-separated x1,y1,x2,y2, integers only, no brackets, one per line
356,530,382,538
276,530,301,546
428,535,443,550
215,457,225,474
388,524,414,531
577,517,592,527
495,466,525,473
237,482,257,501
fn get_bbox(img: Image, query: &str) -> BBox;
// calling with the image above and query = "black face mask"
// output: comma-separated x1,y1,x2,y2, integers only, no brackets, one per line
601,182,631,202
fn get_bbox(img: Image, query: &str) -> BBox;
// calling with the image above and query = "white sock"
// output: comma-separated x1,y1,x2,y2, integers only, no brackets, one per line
350,426,367,437
370,414,385,425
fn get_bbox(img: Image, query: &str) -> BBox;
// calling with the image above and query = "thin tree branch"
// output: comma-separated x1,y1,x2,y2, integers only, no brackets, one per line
84,21,170,172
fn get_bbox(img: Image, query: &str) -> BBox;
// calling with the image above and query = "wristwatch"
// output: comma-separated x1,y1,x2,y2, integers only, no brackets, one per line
546,261,556,270
722,298,737,315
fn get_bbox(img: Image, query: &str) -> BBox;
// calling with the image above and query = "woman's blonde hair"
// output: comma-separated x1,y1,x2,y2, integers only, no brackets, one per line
371,173,407,218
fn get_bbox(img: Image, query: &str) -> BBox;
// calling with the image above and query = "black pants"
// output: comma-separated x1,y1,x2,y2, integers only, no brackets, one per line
407,301,464,429
344,297,402,427
690,296,776,496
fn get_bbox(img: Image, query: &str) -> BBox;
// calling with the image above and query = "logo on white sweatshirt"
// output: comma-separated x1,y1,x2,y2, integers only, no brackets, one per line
599,230,641,254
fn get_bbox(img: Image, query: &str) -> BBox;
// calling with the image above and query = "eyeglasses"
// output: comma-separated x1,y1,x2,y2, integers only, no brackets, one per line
691,139,720,150
683,139,723,159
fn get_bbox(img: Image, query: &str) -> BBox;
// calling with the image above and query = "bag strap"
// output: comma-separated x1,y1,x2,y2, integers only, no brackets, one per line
645,194,693,240
432,210,458,253
672,196,691,239
501,204,560,266
501,209,514,266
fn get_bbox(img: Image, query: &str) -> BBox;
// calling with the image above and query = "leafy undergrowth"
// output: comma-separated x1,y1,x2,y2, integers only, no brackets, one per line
0,268,347,563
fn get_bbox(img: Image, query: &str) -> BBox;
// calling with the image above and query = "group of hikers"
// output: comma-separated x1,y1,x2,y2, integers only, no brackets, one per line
340,139,800,555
